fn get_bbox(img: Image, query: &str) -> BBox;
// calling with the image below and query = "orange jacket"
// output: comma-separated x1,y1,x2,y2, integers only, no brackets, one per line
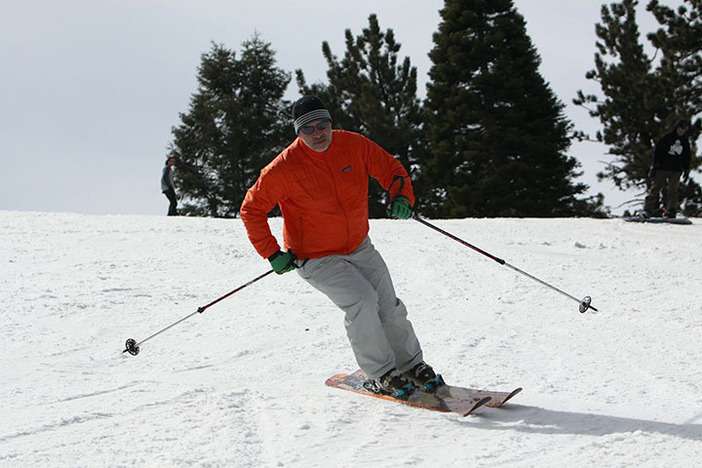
240,130,415,260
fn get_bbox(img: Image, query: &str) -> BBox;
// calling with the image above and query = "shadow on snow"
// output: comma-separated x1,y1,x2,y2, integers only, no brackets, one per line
462,405,702,442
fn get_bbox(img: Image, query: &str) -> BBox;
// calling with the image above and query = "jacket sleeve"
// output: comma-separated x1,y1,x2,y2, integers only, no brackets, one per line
652,137,666,167
683,138,691,171
361,136,415,205
240,166,286,259
162,167,174,190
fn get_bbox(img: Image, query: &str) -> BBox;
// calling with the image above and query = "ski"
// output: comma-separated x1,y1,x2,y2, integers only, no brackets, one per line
326,369,520,416
434,384,522,408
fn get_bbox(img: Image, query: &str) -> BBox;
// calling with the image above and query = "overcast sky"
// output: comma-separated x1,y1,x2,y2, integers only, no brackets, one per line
0,0,686,216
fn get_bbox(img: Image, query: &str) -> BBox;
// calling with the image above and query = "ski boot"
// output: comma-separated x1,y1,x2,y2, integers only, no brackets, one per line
363,368,416,400
405,362,445,392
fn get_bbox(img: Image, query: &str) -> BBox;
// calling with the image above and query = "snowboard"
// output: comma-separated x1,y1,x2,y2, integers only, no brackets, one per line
625,216,692,225
326,369,521,416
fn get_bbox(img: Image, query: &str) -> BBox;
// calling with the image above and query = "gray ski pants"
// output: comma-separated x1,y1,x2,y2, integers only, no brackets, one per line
297,236,423,379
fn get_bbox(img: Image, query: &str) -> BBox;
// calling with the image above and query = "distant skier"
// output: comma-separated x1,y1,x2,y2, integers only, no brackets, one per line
161,156,178,216
642,119,691,218
240,96,439,398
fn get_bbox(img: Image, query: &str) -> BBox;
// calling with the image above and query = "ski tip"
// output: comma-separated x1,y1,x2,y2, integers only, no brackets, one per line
504,387,522,403
325,374,349,387
483,387,523,408
462,396,492,416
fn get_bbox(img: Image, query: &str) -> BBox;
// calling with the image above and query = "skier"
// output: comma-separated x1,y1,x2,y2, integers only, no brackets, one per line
642,119,691,218
161,156,178,216
240,96,439,397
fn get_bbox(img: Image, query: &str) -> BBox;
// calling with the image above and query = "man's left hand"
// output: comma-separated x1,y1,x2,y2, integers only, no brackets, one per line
387,196,413,219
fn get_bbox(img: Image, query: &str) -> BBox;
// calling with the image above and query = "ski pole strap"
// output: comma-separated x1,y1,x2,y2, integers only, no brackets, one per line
285,248,310,269
387,174,410,205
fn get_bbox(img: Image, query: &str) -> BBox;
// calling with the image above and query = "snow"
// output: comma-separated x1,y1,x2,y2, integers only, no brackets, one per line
2,210,701,467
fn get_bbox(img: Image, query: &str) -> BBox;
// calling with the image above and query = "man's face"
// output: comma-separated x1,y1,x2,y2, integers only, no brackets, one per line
298,119,332,152
677,126,687,136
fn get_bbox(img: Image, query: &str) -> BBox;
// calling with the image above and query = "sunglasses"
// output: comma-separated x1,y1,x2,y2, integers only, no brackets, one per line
299,120,331,135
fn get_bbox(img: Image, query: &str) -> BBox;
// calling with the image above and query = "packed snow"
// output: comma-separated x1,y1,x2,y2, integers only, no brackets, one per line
2,211,701,467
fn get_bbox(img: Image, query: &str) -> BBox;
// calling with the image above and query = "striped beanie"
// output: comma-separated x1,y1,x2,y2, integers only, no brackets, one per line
292,96,332,134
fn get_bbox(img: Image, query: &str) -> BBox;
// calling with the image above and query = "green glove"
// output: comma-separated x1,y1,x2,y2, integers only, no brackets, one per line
268,250,296,274
387,196,413,219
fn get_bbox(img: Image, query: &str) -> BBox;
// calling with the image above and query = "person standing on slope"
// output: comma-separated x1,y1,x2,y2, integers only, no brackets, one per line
161,156,179,216
642,119,691,218
240,96,439,398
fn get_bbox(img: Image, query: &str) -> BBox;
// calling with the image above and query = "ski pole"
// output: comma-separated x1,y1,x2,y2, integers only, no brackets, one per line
411,214,598,313
122,269,275,356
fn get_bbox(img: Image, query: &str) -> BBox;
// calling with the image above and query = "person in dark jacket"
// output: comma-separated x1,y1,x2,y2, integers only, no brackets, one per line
642,119,691,218
161,156,178,216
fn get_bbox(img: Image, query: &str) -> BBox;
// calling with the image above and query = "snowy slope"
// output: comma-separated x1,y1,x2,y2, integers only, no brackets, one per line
1,211,701,467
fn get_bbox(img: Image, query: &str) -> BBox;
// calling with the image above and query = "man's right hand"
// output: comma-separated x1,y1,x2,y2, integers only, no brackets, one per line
268,251,297,274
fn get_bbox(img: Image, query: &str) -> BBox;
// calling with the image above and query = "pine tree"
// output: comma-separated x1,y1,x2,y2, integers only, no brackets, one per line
574,0,700,215
573,0,666,191
648,0,702,126
647,0,701,215
296,14,426,217
424,0,595,217
168,36,291,217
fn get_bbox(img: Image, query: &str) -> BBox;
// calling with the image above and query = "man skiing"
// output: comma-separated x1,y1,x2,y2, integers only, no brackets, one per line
240,96,438,398
642,119,691,218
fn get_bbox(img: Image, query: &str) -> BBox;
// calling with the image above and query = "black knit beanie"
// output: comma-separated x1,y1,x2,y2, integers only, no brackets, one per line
292,96,332,134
